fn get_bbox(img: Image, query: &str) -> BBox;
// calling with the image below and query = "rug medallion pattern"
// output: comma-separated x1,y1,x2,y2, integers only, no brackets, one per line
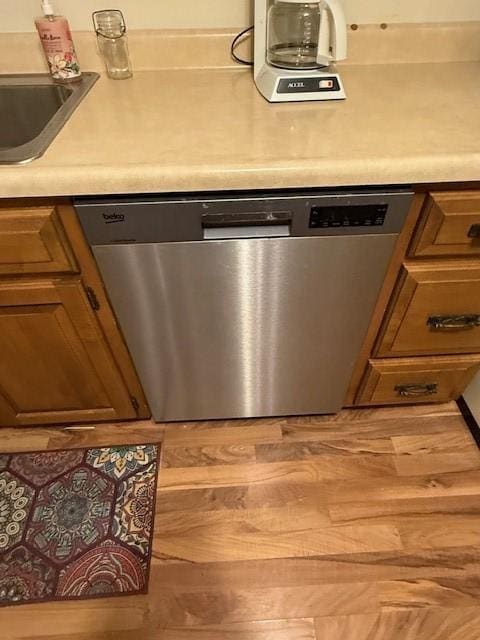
0,444,159,607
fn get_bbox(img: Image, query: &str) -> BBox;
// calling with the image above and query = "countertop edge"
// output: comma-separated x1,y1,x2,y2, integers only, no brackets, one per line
1,154,480,199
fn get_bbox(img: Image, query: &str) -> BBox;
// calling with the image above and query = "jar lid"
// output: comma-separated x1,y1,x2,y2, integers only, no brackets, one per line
92,10,126,37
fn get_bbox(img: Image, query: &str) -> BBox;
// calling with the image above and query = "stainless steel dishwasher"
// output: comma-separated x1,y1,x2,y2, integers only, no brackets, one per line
76,190,412,422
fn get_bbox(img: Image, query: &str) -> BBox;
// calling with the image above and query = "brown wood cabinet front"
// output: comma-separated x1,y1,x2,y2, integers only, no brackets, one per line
0,206,77,275
358,355,480,405
376,261,480,357
411,191,480,258
0,278,137,426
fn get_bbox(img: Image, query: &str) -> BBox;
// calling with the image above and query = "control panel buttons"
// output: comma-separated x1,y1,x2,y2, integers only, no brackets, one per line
277,77,340,94
309,204,389,229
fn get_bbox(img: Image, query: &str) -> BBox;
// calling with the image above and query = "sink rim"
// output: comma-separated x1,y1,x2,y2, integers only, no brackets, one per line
0,72,99,165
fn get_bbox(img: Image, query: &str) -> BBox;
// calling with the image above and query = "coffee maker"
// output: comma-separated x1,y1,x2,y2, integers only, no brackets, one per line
254,0,347,102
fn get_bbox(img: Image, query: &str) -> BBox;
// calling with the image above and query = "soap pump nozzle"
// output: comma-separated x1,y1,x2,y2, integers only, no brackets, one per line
41,0,55,18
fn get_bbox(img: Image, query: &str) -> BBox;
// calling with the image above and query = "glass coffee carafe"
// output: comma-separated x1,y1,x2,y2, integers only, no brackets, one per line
267,0,326,70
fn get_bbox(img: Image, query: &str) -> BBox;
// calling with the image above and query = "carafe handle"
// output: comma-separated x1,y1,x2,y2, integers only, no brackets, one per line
317,0,348,65
317,7,331,66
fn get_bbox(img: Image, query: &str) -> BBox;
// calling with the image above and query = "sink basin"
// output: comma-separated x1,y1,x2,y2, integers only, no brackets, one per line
0,72,99,164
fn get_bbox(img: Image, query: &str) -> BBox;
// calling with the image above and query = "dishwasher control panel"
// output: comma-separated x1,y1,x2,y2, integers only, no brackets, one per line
309,204,388,229
75,191,413,246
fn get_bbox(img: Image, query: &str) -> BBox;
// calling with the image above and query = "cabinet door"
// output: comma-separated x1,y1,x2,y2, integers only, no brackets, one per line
0,206,77,275
0,279,137,426
376,261,480,357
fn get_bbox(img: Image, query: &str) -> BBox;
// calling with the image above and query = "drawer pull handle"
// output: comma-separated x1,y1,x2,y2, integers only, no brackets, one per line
427,315,480,330
468,224,480,239
395,383,438,397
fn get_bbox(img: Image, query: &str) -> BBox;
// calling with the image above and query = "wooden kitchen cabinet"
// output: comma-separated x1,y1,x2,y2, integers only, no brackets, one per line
358,355,480,406
355,188,480,407
376,261,480,357
0,200,150,427
0,278,137,426
410,191,480,258
0,205,77,275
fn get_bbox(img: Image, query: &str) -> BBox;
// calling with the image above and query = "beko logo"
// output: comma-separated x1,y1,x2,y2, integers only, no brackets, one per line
102,213,125,224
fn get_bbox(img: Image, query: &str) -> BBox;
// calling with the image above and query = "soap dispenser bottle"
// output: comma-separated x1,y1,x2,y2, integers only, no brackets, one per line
35,0,82,83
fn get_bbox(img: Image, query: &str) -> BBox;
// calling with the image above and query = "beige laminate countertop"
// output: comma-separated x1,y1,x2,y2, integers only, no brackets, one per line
1,61,480,198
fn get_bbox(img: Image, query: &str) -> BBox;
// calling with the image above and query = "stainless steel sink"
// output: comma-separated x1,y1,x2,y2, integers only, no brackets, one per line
0,72,99,164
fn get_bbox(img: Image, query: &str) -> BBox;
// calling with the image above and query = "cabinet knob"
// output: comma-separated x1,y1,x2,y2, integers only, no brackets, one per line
427,314,480,330
468,224,480,239
395,383,438,397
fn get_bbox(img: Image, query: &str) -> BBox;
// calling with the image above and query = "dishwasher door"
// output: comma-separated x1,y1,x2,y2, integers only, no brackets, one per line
92,233,397,421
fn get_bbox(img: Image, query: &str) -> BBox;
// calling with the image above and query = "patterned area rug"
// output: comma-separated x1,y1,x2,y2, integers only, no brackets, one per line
0,444,159,607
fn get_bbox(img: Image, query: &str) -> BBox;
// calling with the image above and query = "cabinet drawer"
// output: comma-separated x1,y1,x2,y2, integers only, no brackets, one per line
411,191,480,258
358,355,480,405
0,206,77,274
376,261,480,357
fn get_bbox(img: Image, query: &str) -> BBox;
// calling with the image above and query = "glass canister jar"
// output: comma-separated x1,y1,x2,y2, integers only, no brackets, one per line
93,9,133,79
267,0,324,70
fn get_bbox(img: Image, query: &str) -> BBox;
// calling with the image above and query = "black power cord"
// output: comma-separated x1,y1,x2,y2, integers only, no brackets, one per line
231,26,254,66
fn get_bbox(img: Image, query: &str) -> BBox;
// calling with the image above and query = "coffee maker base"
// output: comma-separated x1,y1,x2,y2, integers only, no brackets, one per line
254,64,346,103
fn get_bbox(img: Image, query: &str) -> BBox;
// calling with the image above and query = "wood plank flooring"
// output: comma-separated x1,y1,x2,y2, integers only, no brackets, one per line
2,402,480,639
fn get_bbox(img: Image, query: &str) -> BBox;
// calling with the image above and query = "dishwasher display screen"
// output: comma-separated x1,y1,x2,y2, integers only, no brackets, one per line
309,204,388,229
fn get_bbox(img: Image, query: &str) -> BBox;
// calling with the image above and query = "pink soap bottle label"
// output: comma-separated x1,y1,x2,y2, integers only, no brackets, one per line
35,16,81,82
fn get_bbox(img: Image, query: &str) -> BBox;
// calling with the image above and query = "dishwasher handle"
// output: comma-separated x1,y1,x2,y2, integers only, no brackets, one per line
202,211,292,240
203,225,291,240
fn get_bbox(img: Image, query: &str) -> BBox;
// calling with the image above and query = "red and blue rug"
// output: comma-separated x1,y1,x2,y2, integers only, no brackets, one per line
0,444,159,606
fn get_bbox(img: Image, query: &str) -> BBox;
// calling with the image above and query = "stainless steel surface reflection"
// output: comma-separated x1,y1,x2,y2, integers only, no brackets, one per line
93,235,396,421
0,73,98,164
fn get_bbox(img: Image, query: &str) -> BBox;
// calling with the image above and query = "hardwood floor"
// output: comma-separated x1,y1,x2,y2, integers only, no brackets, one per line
2,402,480,639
